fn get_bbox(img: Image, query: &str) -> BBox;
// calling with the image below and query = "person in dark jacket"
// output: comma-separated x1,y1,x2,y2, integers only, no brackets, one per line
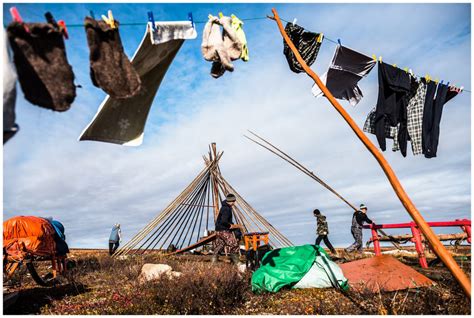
313,209,337,255
213,193,242,265
345,204,374,253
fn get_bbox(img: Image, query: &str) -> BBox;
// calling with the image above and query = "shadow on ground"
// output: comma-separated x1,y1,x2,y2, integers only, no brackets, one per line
4,283,90,315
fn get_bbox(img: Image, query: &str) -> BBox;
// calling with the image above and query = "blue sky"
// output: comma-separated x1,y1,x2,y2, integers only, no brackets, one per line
3,3,471,248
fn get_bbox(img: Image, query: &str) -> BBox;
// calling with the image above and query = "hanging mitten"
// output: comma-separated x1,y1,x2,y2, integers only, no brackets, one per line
230,14,249,62
85,17,141,99
7,22,76,111
201,16,221,61
201,15,233,78
219,15,242,61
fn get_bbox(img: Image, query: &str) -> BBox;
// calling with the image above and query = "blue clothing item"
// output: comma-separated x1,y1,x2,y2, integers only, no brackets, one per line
51,220,66,240
109,225,121,242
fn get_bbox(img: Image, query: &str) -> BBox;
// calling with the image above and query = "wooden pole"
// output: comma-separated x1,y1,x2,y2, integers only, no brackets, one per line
270,8,471,297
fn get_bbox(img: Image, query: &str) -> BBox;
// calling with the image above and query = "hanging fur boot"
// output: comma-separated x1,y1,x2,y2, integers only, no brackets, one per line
84,17,141,99
7,22,76,111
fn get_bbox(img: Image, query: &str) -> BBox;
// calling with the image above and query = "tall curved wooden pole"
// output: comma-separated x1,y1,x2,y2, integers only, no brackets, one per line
270,8,470,297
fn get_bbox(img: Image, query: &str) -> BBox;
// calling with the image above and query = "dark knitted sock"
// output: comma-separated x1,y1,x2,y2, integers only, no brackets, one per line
7,22,76,112
85,17,141,99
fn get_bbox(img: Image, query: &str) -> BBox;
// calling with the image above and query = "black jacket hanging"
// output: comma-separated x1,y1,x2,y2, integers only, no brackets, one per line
85,17,141,99
7,22,76,111
374,62,412,156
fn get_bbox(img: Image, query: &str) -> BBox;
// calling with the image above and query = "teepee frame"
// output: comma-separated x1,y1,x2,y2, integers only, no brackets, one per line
114,143,292,256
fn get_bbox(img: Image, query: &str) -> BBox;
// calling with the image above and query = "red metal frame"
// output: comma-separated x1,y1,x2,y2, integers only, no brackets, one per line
363,219,471,268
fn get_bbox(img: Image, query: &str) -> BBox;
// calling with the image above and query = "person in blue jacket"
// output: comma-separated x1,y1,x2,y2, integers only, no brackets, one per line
109,223,122,255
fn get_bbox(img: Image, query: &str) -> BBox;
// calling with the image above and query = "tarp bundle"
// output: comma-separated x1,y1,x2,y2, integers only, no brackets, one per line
3,216,57,260
251,244,348,293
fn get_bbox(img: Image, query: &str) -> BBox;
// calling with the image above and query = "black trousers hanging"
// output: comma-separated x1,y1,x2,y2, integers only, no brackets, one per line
315,235,336,253
422,82,449,158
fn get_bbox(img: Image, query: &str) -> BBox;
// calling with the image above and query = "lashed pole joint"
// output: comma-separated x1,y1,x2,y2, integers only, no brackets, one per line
269,8,470,297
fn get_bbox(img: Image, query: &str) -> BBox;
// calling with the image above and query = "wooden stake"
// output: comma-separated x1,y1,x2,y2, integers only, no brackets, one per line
270,8,470,297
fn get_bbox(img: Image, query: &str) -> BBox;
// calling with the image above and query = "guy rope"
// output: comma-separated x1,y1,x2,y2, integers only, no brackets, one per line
268,7,470,297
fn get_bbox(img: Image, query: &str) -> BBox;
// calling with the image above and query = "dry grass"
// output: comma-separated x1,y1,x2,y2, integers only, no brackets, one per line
4,252,471,315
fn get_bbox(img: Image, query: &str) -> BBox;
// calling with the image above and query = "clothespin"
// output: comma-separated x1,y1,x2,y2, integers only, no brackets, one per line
440,80,444,85
10,7,29,33
101,10,116,29
403,67,408,73
425,74,431,83
292,18,297,25
379,56,383,63
434,78,439,85
372,54,377,62
187,12,194,29
446,81,450,87
316,33,323,43
44,12,68,40
147,11,156,32
392,63,397,68
337,38,341,46
89,10,96,20
219,12,224,18
45,12,57,27
58,20,69,39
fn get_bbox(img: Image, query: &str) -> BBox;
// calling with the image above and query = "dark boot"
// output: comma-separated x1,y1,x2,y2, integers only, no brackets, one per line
211,254,219,264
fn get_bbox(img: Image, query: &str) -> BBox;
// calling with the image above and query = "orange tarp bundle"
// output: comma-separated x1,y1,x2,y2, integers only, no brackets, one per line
3,216,57,260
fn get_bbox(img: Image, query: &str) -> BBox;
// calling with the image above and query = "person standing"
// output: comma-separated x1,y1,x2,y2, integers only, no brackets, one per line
109,223,122,255
345,204,373,253
313,209,337,254
212,193,242,265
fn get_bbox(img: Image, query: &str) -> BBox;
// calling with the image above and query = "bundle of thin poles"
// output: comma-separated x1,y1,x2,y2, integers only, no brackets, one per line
114,145,292,257
244,130,402,249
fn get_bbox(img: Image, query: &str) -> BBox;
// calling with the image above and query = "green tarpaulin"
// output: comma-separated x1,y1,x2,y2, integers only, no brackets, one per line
251,244,348,293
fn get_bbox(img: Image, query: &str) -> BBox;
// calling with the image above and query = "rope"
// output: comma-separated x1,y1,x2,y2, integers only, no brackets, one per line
4,11,468,92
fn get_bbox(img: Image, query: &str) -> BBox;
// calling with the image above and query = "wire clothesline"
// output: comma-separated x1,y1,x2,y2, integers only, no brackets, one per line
5,11,470,92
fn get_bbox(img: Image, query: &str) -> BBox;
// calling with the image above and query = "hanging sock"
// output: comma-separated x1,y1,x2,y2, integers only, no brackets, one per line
230,14,249,61
312,45,376,106
283,22,323,73
84,16,141,99
7,21,76,111
3,28,19,144
79,20,197,146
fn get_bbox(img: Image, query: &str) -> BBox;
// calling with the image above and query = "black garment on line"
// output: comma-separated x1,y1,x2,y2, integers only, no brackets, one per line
283,23,323,73
315,235,336,253
7,22,76,111
374,62,412,156
423,82,450,158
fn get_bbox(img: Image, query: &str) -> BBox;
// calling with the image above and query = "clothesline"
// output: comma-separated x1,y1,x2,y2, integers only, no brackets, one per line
5,11,470,92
